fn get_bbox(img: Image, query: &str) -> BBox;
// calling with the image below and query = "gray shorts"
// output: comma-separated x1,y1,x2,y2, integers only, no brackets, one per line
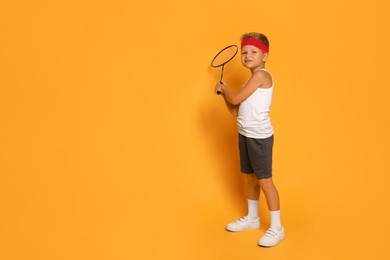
238,134,274,179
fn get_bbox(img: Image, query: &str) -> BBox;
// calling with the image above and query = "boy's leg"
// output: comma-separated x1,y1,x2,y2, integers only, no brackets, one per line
246,174,260,221
247,173,260,200
225,173,261,232
258,177,279,211
258,177,284,247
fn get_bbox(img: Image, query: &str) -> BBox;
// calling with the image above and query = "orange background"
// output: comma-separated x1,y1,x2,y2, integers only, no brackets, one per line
1,0,390,259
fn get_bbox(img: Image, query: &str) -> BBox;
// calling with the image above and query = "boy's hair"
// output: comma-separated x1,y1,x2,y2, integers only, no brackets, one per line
241,32,269,50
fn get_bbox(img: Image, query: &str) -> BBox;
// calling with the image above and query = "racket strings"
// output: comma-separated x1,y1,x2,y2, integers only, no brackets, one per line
211,45,238,68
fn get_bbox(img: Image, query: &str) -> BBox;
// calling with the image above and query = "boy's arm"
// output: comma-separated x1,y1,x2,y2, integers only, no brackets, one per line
217,71,270,105
222,93,238,117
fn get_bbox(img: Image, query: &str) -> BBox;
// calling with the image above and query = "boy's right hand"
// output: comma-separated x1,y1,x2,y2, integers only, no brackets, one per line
215,81,225,95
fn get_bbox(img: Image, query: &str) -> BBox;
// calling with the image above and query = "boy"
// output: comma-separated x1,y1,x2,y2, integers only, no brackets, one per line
215,32,284,247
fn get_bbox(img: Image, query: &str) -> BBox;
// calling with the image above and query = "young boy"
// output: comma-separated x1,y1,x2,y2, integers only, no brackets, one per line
214,32,284,247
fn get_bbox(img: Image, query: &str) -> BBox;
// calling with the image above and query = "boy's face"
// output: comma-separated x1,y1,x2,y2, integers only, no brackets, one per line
241,45,268,69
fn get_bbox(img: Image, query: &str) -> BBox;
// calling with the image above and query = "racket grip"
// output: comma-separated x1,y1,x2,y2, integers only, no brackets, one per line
217,80,223,95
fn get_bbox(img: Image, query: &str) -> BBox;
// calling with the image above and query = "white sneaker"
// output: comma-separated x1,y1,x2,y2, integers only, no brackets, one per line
258,227,285,247
226,216,260,232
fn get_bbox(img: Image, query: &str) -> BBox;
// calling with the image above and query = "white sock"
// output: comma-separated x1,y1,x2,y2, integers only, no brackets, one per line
247,199,259,221
270,210,282,229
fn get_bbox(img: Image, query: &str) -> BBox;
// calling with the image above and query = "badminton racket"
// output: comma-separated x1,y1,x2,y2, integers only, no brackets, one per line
211,45,238,94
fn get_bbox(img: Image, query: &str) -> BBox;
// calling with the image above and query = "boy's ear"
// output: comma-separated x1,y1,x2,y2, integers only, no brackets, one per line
263,53,269,61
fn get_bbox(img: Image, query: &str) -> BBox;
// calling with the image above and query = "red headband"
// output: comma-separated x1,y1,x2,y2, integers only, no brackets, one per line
241,38,269,53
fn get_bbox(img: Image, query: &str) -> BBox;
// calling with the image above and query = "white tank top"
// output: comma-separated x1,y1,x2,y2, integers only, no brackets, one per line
237,68,274,139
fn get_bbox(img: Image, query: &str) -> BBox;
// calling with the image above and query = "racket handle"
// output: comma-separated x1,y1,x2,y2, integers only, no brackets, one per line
216,80,223,95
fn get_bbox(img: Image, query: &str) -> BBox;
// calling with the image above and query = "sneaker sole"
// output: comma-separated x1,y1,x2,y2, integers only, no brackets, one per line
225,223,261,232
258,236,285,247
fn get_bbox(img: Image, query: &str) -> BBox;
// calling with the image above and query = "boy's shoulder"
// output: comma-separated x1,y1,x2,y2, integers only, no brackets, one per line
251,69,272,81
250,70,272,88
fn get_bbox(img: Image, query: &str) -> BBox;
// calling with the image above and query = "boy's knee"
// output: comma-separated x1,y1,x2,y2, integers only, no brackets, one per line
246,173,257,182
258,178,274,190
